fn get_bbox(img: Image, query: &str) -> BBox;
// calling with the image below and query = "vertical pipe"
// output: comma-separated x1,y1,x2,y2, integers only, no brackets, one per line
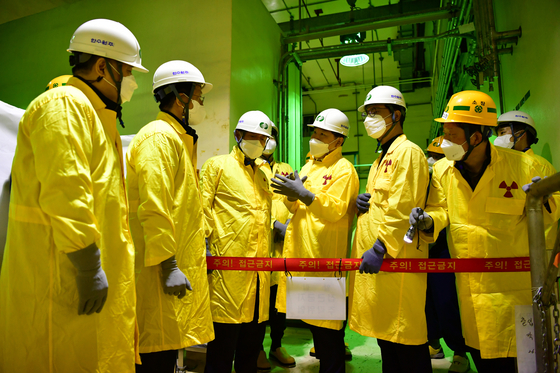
486,0,504,113
527,193,552,373
526,173,560,372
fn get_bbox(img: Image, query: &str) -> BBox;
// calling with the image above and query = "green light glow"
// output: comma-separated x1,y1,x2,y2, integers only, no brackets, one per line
340,54,369,67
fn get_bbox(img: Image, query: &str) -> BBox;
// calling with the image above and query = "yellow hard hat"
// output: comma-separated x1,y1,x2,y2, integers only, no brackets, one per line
45,75,72,91
435,90,498,127
427,135,445,154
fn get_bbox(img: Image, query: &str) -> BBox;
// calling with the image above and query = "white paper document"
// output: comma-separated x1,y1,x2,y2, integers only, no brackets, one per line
286,277,346,320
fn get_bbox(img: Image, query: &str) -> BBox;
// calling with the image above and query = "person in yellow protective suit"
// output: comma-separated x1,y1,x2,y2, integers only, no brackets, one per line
0,19,148,373
348,86,431,373
409,91,560,372
424,136,471,373
45,74,72,91
126,60,214,372
272,108,359,373
494,110,560,264
200,110,273,373
257,122,296,370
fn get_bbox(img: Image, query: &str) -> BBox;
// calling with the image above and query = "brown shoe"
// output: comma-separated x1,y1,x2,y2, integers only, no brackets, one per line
257,350,271,371
269,347,296,367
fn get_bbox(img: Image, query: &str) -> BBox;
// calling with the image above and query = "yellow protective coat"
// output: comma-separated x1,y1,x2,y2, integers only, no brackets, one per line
277,147,359,330
262,160,294,286
0,77,137,372
126,112,214,353
200,146,272,324
349,134,430,345
525,148,559,255
422,144,559,358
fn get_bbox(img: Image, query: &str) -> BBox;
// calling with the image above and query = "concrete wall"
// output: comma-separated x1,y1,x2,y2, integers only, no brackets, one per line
493,0,560,167
0,0,281,167
229,0,282,152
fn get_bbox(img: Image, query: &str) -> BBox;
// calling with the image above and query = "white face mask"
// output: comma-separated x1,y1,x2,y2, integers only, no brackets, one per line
263,138,277,155
363,113,392,139
441,138,468,161
104,63,137,104
493,134,514,149
188,100,206,125
309,138,337,158
239,139,265,159
119,75,138,104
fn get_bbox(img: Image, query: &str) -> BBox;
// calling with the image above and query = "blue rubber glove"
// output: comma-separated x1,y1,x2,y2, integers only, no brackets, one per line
67,243,108,315
273,219,290,242
161,256,192,298
409,207,433,231
356,193,371,214
271,171,315,205
359,239,386,274
523,176,551,201
206,238,213,275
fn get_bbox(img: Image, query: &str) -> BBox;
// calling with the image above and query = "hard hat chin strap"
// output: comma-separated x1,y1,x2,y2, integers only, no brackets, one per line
104,59,123,105
461,126,485,161
169,84,195,128
375,109,400,151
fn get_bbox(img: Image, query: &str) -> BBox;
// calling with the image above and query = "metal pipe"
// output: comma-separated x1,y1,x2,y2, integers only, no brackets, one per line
494,27,522,40
305,94,318,116
269,0,336,14
497,37,518,45
526,172,560,372
302,77,432,95
543,224,560,305
283,6,458,44
486,0,505,114
497,47,513,55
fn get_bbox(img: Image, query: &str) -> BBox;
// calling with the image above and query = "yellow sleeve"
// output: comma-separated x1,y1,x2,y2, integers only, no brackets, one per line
376,148,429,257
30,95,101,254
133,132,180,267
422,166,450,244
200,157,221,239
307,164,357,223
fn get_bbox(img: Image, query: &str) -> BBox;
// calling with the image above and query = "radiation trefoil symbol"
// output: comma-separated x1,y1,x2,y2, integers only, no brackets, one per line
499,181,518,198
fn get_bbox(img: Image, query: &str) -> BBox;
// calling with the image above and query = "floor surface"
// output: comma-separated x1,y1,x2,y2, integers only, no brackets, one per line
181,324,477,372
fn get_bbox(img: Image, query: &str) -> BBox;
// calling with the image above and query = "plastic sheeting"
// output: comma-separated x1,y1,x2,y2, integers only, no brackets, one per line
0,100,134,272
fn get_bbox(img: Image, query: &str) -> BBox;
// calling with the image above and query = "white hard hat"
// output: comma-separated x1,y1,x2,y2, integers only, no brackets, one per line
68,19,148,73
270,122,278,136
236,111,272,137
308,108,349,136
358,85,406,112
152,60,213,94
497,110,536,131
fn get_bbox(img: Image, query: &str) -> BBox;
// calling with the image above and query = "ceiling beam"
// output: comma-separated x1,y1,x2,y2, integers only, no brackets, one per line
281,0,458,44
293,31,464,62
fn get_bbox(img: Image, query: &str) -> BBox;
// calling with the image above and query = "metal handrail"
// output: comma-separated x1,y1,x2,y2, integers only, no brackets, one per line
526,171,560,372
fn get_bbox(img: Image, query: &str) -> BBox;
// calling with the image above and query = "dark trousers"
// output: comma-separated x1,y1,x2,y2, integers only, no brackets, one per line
469,349,516,373
136,350,177,373
268,285,286,350
205,282,265,373
309,324,345,373
377,339,432,373
258,284,286,352
425,248,467,352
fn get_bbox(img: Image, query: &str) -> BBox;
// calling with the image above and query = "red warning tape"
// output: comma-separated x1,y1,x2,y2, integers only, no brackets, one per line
206,257,531,273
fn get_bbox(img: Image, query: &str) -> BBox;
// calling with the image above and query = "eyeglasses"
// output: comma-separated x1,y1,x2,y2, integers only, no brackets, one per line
361,107,388,119
192,95,205,105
